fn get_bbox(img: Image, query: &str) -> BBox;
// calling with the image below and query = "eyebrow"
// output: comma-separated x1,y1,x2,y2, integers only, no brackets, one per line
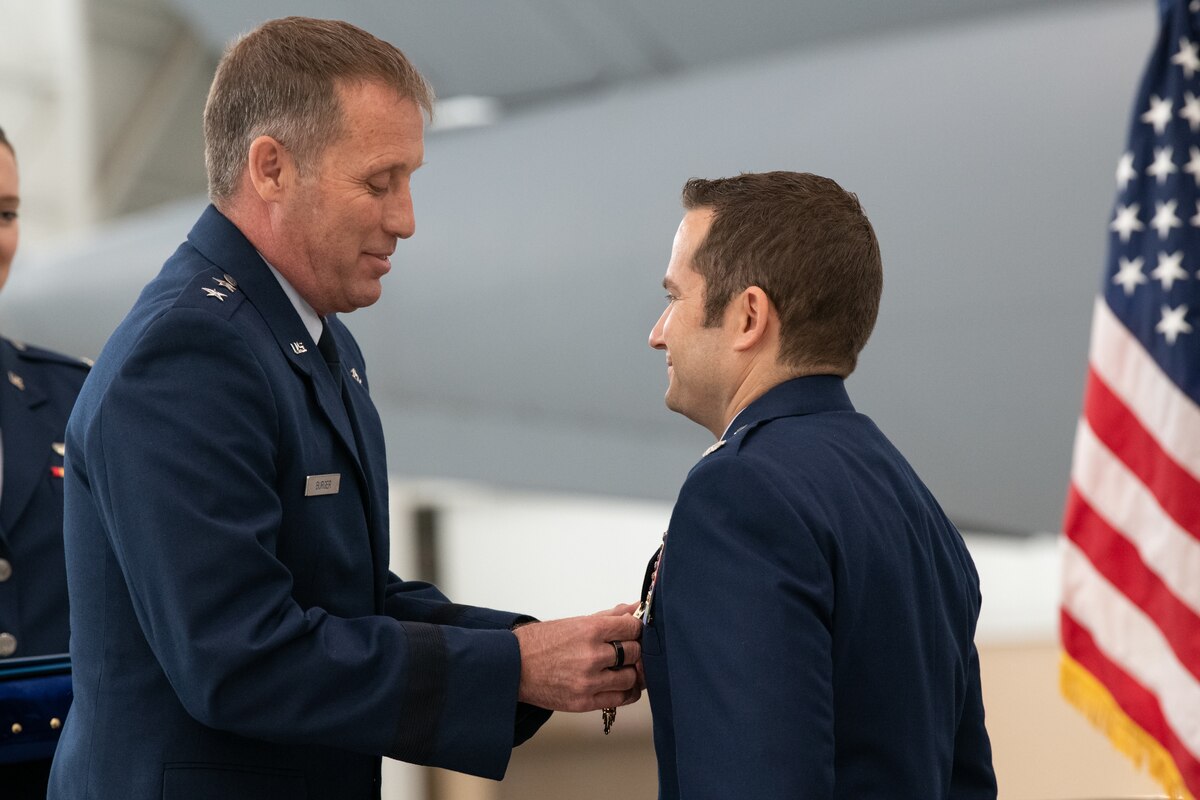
662,277,678,291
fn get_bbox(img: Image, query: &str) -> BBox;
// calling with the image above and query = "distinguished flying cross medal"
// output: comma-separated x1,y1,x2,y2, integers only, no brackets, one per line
602,530,668,736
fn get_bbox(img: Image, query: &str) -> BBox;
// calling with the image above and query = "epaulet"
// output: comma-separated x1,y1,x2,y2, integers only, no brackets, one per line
8,338,93,370
172,269,246,318
720,419,773,457
697,420,761,462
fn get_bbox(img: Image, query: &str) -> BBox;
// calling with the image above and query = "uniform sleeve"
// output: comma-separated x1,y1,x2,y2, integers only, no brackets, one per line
665,456,837,799
950,635,998,797
82,309,525,778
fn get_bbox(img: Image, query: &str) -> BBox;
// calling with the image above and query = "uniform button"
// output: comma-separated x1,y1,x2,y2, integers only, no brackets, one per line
50,718,62,730
10,723,21,735
0,633,16,657
0,559,11,582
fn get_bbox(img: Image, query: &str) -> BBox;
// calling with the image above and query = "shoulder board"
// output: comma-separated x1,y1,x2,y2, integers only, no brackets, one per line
726,419,767,454
172,268,246,318
7,338,93,370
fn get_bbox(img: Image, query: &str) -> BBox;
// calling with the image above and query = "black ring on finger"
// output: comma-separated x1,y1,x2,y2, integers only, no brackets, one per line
608,640,625,670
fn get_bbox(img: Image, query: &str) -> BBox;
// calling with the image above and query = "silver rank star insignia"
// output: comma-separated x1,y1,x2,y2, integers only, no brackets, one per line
349,367,362,385
7,371,24,391
701,439,726,458
202,287,227,301
213,274,238,293
52,442,66,457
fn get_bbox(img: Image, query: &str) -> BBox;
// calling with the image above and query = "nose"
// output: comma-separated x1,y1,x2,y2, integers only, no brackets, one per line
649,306,668,350
384,185,416,240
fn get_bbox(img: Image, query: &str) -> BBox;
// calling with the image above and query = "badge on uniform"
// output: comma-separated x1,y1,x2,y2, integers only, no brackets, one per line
305,473,341,496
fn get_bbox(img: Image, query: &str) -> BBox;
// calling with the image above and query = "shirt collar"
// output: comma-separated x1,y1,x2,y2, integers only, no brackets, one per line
260,255,324,345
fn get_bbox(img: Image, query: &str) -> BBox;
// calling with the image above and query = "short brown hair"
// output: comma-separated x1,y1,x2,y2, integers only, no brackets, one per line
682,171,882,376
204,17,434,203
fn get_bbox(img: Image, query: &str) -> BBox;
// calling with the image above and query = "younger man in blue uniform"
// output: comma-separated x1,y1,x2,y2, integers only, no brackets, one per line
641,172,997,798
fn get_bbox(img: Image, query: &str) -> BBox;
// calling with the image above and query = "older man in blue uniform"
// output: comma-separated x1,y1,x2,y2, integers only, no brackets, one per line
0,124,89,798
640,172,997,798
49,18,641,799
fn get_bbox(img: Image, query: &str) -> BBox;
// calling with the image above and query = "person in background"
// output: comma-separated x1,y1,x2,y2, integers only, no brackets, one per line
0,126,90,797
639,171,996,798
48,17,642,800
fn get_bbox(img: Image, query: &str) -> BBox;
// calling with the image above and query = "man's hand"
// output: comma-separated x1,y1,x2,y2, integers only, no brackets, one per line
513,612,643,711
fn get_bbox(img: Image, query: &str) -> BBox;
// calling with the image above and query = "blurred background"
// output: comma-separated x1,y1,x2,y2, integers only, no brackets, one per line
0,0,1169,797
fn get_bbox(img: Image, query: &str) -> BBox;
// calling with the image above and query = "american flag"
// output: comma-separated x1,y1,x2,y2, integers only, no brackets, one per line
1061,1,1200,797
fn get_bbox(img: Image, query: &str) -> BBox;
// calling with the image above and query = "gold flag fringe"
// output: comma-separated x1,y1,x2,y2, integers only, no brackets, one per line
1060,652,1193,800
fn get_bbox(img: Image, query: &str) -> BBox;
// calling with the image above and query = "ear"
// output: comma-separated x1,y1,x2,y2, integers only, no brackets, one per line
245,135,293,203
729,286,774,353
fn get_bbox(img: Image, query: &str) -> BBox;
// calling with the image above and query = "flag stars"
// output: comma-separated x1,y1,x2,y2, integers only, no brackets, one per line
1186,147,1200,185
1156,304,1192,345
1142,94,1174,134
1113,256,1147,296
1111,203,1144,242
1173,37,1200,79
1147,146,1178,184
1152,250,1189,291
1151,199,1183,238
1181,92,1200,132
1116,152,1137,190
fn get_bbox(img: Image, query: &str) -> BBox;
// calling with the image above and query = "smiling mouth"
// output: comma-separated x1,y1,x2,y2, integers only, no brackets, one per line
364,252,393,271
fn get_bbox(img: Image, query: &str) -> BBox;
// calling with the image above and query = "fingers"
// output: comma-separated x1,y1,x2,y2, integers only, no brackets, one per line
610,638,641,668
595,613,643,643
594,685,642,709
513,613,647,711
593,601,640,617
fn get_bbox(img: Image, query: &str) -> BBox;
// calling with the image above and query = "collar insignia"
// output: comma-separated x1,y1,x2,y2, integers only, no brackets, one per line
202,287,227,302
214,274,238,293
701,439,726,458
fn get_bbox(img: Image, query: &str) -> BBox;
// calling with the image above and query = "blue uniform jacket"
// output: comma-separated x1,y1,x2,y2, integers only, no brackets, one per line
642,376,997,799
49,206,549,799
0,337,88,659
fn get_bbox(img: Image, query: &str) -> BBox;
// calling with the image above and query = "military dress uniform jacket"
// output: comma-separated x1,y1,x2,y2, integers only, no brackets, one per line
49,206,549,800
641,376,997,799
0,337,89,660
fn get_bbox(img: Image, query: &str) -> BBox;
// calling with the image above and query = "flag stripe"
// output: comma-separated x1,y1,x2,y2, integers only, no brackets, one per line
1061,610,1200,791
1070,417,1200,615
1083,366,1200,537
1061,539,1200,754
1064,485,1200,681
1089,296,1200,480
1063,3,1200,794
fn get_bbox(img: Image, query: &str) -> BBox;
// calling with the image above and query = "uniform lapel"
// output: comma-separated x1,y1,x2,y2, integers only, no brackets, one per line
0,339,56,538
324,318,391,602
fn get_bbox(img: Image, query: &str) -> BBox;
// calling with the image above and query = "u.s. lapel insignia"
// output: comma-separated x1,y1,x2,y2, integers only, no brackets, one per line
349,367,362,385
701,439,726,458
202,287,227,302
214,274,238,293
7,371,24,391
52,442,66,457
290,342,308,355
